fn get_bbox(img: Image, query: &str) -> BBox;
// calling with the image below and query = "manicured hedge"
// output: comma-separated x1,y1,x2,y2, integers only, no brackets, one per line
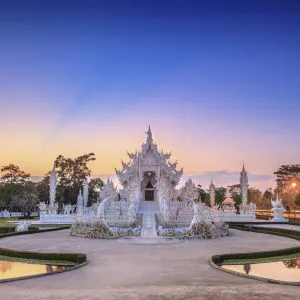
230,224,300,241
0,226,71,239
212,246,300,265
0,226,86,265
0,247,86,264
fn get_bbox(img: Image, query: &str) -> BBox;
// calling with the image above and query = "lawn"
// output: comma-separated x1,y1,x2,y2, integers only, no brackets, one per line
221,252,300,265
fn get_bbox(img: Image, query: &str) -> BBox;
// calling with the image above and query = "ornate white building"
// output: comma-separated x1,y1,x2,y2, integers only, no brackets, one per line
115,126,183,206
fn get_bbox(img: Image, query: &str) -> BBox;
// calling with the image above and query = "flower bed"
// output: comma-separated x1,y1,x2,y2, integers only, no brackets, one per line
70,221,142,239
158,221,229,239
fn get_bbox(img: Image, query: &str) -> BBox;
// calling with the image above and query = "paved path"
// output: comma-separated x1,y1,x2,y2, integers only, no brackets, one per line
1,228,300,300
141,212,158,238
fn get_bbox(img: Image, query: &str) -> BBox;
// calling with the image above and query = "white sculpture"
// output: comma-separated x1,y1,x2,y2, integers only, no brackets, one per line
16,221,31,232
63,204,72,215
189,201,212,230
77,189,84,215
83,178,89,208
128,203,137,224
97,195,115,224
271,196,288,222
49,165,58,213
209,179,216,207
38,201,48,213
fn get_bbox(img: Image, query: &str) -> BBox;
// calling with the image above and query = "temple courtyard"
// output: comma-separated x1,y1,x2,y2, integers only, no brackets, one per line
1,228,299,300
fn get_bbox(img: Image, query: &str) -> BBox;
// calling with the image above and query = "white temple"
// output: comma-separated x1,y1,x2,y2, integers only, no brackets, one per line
115,126,183,207
37,127,258,227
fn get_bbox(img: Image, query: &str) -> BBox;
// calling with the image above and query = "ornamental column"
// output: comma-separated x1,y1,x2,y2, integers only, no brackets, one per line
240,163,248,207
209,179,216,207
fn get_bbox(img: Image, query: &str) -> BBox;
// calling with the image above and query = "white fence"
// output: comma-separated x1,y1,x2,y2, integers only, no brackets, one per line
0,211,39,218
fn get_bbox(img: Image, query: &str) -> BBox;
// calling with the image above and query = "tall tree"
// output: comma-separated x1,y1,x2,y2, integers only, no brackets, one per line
88,177,104,206
50,153,96,207
0,164,31,209
274,164,300,192
1,164,30,184
35,176,50,203
215,187,226,207
248,187,262,204
11,182,39,218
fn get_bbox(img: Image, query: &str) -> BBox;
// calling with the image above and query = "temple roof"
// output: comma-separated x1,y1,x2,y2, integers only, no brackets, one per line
115,127,183,186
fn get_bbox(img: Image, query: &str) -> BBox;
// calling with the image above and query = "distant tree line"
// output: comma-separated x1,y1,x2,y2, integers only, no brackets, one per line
0,153,104,218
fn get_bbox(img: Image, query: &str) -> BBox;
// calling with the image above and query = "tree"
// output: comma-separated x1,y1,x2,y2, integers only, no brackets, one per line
11,183,39,218
274,164,300,193
1,164,30,184
274,164,300,218
295,193,300,208
215,187,226,207
0,164,31,210
248,187,262,204
48,153,96,207
35,176,50,203
88,178,104,206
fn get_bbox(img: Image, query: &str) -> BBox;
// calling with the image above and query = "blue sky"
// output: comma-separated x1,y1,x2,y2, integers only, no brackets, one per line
1,1,300,190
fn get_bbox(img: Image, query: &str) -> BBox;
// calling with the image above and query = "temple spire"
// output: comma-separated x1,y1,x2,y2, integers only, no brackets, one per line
242,161,246,172
146,125,153,143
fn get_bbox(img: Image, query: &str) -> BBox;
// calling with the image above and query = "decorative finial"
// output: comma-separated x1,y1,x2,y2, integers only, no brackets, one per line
145,125,153,143
242,161,246,172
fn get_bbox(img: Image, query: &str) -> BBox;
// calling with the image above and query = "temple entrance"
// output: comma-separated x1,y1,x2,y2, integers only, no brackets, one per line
144,179,155,201
145,190,154,201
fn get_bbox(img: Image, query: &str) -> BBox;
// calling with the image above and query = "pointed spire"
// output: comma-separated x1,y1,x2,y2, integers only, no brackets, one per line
242,161,246,172
146,125,153,143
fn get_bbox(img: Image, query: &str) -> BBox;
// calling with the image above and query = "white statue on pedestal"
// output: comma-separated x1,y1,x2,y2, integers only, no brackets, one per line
63,204,72,215
271,196,288,222
38,201,48,213
16,221,31,232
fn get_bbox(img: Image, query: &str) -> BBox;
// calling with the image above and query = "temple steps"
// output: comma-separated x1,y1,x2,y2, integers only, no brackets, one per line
138,201,160,213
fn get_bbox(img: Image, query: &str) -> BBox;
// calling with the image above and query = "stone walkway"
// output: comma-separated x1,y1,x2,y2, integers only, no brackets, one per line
141,212,158,238
1,229,300,300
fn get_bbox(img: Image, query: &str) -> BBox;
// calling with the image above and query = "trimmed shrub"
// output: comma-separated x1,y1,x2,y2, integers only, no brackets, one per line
0,247,87,264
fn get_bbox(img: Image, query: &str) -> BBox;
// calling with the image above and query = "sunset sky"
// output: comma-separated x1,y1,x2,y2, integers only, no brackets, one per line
1,1,300,190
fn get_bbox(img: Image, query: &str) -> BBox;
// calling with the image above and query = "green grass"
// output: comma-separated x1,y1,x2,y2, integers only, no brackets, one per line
0,254,76,266
0,218,70,229
222,252,300,265
0,218,16,228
